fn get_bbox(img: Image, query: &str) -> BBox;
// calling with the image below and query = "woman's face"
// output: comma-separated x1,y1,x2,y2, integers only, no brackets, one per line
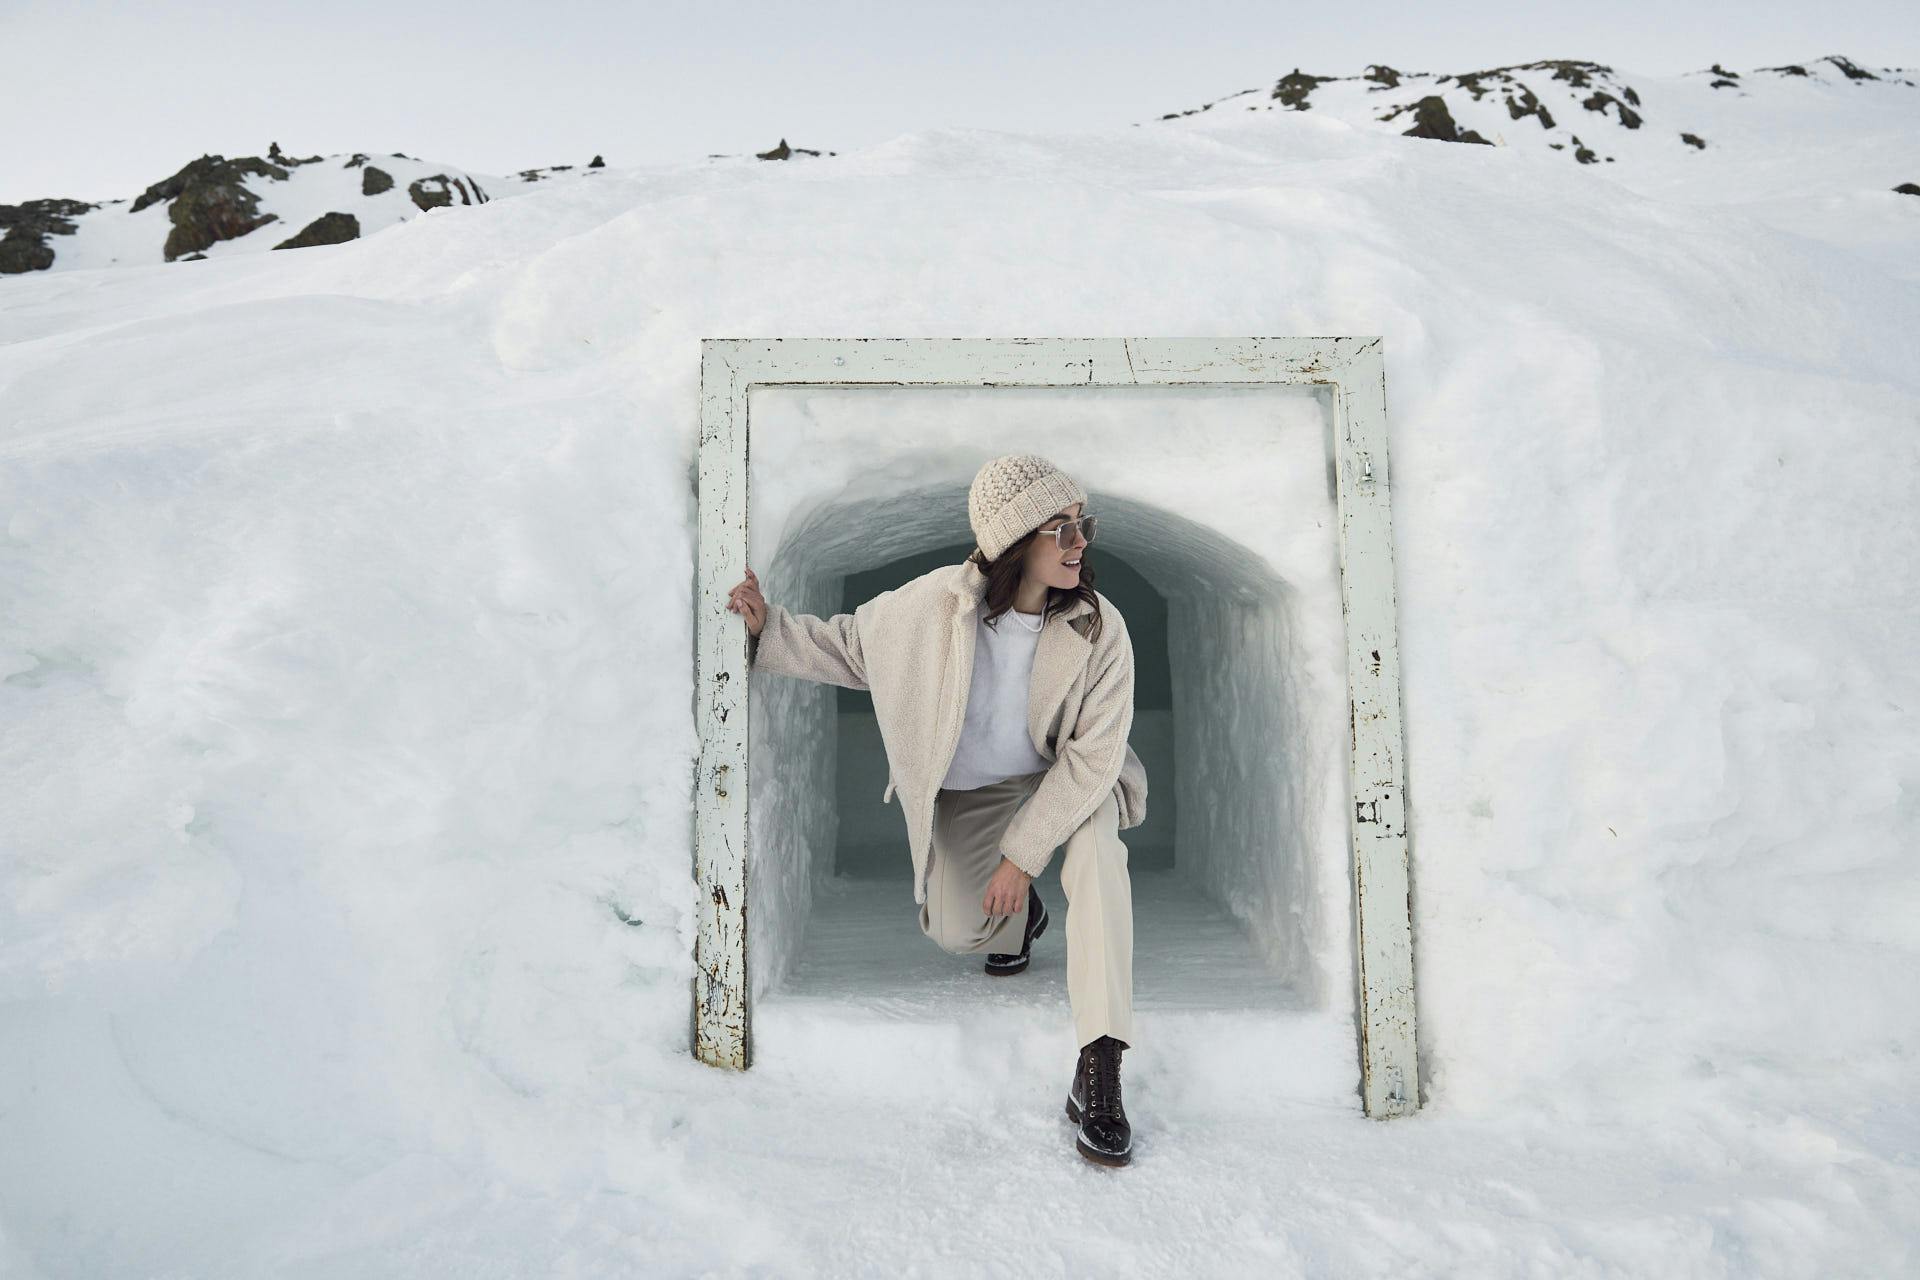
1018,501,1087,594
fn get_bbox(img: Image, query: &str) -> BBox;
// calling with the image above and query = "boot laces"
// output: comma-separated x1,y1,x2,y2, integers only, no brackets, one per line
1085,1039,1123,1120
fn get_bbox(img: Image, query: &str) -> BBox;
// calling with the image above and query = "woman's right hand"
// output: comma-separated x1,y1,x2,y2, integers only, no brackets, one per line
727,565,767,637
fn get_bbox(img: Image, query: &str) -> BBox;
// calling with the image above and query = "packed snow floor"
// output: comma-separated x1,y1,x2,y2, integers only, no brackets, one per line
755,868,1347,1108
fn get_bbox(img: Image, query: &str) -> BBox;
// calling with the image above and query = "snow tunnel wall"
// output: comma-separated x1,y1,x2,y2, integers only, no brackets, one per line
743,385,1356,1006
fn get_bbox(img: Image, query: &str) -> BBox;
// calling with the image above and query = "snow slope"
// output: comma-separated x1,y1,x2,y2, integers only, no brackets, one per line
2,64,1918,1277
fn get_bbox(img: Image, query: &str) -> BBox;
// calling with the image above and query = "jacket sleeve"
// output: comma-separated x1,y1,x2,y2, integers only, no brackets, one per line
747,601,871,691
997,610,1135,878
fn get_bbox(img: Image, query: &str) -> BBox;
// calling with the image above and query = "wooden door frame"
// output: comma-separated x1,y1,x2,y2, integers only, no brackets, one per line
693,336,1418,1118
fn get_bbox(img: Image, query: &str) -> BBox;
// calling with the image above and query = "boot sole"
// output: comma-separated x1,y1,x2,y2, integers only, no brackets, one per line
983,900,1049,976
1064,1097,1133,1166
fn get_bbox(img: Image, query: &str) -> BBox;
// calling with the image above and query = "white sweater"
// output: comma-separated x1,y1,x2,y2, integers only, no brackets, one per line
940,608,1053,789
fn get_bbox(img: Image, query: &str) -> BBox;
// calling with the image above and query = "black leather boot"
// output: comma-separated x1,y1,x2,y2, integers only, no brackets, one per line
1065,1034,1132,1166
984,883,1049,975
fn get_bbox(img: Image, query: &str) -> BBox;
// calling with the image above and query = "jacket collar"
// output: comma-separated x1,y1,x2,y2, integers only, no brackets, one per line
948,558,1097,628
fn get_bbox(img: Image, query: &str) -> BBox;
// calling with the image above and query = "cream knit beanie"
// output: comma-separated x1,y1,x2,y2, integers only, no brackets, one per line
968,453,1088,562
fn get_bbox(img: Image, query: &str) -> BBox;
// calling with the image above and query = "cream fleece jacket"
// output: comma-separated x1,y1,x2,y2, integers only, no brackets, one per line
747,558,1148,902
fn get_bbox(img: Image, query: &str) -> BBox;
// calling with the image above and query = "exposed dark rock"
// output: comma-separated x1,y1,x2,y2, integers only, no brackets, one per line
519,163,573,183
1364,64,1401,89
130,153,284,214
1709,63,1741,79
345,153,370,168
272,211,360,249
1156,87,1258,120
1271,69,1331,109
267,141,324,166
1538,59,1611,88
756,138,828,159
589,154,605,167
409,176,452,209
1681,132,1707,149
407,174,485,209
1569,134,1599,164
1391,96,1492,145
1761,63,1810,77
361,165,393,196
1623,85,1641,106
1505,84,1556,130
1582,90,1643,128
1447,70,1503,101
0,197,98,274
131,154,287,261
1710,77,1740,89
1823,56,1878,81
1894,182,1920,196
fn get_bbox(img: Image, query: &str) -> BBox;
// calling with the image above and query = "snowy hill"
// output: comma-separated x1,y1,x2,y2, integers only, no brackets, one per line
0,139,832,275
1,56,1918,1279
6,53,1917,277
1148,53,1918,177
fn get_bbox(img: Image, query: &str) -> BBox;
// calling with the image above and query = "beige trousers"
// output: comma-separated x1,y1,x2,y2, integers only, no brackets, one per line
919,769,1135,1050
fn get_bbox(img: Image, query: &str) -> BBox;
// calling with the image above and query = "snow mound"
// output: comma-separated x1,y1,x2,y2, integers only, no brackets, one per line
2,94,1917,1275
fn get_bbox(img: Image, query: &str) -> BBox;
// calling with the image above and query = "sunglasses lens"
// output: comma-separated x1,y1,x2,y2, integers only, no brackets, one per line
1053,515,1096,551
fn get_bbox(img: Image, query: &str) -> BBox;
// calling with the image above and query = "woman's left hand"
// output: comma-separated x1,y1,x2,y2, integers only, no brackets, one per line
983,858,1033,917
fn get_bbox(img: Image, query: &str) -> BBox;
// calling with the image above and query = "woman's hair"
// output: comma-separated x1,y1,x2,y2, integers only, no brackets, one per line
966,525,1106,643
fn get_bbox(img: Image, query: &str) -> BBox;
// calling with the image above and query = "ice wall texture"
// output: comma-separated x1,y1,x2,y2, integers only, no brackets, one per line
1,95,1917,1271
746,384,1345,1007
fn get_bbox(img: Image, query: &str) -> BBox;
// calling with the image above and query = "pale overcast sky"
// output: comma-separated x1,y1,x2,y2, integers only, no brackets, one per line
3,0,1915,204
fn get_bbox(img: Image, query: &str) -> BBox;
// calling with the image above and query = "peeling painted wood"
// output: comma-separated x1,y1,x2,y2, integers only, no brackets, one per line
693,341,753,1069
1331,344,1419,1118
693,337,1418,1118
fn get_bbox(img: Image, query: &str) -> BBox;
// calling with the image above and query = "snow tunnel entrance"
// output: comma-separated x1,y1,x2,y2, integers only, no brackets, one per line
736,384,1360,1107
694,339,1417,1117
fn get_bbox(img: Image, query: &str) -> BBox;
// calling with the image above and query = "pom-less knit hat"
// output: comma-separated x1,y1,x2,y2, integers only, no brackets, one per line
968,453,1089,562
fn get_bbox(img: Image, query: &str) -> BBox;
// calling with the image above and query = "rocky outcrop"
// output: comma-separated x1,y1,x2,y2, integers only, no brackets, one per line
755,138,833,160
1148,54,1915,166
407,174,487,209
1581,90,1642,129
273,211,360,250
1503,83,1556,131
130,153,287,261
1272,70,1332,110
0,198,98,274
267,141,325,166
1386,96,1492,145
8,145,503,273
1825,56,1880,81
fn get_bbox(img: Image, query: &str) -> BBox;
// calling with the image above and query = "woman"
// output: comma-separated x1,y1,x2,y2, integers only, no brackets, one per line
726,453,1147,1167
